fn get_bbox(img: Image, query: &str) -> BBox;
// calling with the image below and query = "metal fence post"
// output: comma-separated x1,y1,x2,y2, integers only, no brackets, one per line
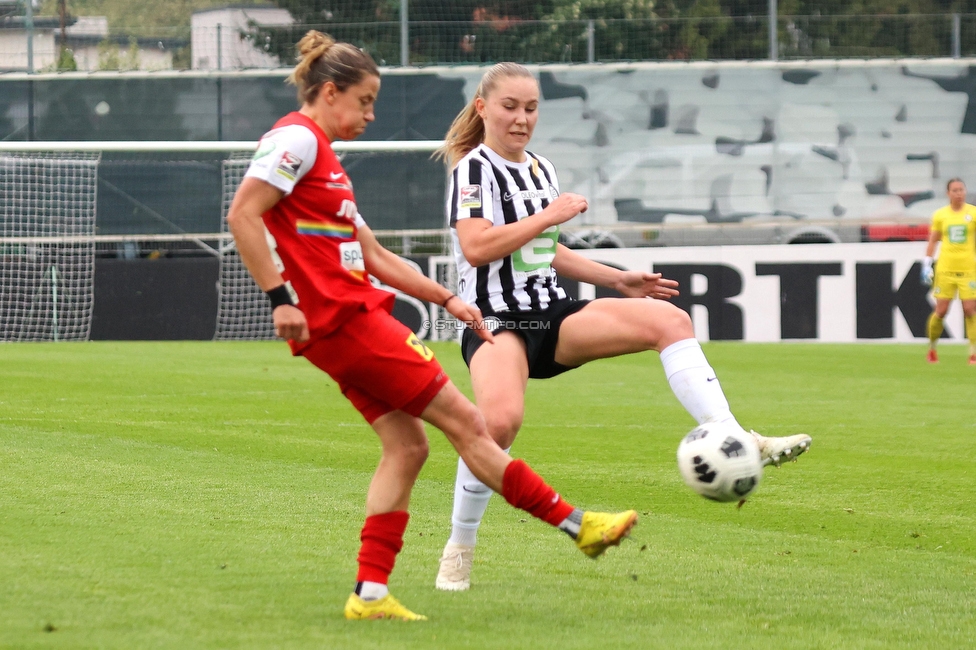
25,0,34,73
400,0,409,66
216,23,222,70
953,13,961,59
769,0,778,61
587,20,595,63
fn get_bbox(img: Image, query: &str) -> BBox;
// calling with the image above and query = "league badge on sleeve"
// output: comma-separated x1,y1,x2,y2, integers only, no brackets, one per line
460,185,482,209
275,152,303,181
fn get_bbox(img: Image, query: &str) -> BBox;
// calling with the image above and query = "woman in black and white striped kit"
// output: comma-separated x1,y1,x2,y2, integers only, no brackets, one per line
433,62,813,592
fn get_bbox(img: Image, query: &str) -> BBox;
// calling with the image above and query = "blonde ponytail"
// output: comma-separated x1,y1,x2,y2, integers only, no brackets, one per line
286,30,379,105
435,62,536,168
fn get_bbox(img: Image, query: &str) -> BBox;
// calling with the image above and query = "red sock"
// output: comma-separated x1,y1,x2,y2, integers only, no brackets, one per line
355,510,409,584
500,459,575,526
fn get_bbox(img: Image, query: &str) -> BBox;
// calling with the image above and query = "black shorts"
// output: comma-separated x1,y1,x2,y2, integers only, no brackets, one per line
461,298,591,379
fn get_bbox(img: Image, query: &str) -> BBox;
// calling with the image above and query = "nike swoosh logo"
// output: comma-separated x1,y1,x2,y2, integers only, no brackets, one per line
503,192,516,202
329,172,343,180
706,377,717,382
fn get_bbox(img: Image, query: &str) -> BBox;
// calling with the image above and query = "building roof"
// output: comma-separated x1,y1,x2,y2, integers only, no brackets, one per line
66,33,187,49
191,4,281,16
0,15,72,30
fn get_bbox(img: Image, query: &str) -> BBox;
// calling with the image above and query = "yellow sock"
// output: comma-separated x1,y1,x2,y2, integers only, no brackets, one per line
927,313,944,345
966,314,976,346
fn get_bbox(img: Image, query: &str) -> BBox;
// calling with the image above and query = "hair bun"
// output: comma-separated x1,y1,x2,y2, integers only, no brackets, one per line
296,30,335,61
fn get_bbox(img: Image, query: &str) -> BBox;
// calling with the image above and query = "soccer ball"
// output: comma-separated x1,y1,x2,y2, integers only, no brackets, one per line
677,421,762,502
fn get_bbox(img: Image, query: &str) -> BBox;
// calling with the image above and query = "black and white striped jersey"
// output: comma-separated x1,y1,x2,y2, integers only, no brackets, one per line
447,144,568,315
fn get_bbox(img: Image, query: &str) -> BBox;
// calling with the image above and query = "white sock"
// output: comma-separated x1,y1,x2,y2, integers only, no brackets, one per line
660,338,737,426
558,508,584,539
447,448,510,546
356,581,388,601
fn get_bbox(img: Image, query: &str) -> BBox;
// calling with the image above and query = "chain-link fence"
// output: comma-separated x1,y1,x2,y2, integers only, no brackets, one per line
5,8,976,72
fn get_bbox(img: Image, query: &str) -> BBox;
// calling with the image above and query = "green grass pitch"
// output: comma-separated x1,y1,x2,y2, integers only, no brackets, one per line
1,341,974,649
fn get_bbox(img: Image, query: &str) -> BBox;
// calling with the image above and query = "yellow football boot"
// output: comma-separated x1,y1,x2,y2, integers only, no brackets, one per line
343,593,427,621
575,510,638,559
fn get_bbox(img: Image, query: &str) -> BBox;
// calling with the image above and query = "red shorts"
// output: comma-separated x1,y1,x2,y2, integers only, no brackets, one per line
300,308,448,424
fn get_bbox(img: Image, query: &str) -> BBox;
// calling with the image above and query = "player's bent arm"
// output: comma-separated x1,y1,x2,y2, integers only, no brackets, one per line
359,224,493,342
359,224,453,304
456,193,588,267
227,177,309,342
553,244,680,300
552,244,625,286
226,177,286,291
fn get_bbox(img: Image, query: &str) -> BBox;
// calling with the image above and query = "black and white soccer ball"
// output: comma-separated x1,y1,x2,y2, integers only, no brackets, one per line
677,421,762,502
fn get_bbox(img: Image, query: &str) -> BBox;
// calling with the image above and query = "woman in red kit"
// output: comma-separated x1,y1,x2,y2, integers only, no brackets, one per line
226,31,637,622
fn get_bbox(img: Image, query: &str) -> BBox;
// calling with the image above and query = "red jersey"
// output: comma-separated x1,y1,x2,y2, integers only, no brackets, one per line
244,112,394,349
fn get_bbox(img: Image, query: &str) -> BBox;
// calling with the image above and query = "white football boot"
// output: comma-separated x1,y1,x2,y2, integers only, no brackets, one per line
750,431,812,467
435,542,475,591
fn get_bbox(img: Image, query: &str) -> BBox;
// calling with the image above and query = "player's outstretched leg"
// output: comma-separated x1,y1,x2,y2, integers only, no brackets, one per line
435,457,637,589
498,458,637,559
660,339,814,469
426,387,637,591
575,511,640,558
750,430,812,467
477,456,638,565
436,458,638,590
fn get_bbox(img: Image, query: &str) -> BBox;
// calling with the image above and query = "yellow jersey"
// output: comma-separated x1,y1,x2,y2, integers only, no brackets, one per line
931,203,976,273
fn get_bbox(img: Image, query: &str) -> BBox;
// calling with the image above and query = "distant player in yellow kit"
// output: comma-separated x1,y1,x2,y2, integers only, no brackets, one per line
921,178,976,364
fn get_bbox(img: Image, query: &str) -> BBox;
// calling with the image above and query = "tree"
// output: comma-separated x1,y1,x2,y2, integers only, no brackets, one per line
255,0,966,64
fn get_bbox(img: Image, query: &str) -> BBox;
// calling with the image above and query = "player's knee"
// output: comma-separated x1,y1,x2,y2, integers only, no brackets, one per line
484,409,522,447
648,303,694,349
399,437,430,471
452,397,491,442
668,304,694,335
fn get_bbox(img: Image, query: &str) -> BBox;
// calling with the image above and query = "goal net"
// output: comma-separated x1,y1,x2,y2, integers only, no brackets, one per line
214,152,275,340
0,152,99,342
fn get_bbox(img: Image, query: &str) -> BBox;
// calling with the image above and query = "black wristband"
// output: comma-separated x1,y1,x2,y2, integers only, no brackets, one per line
266,284,294,309
440,294,457,308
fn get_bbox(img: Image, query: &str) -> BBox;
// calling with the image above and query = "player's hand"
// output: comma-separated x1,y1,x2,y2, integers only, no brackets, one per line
273,304,309,343
921,257,934,286
445,297,495,343
545,193,588,226
613,270,680,300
